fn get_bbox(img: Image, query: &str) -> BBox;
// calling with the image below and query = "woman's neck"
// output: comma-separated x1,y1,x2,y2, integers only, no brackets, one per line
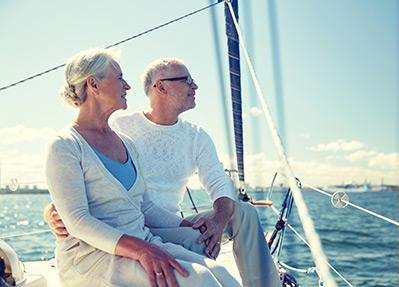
74,106,112,134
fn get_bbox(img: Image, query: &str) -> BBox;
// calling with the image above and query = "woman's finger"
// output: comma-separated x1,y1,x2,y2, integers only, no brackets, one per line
155,270,168,287
168,257,189,277
162,265,180,287
142,266,157,287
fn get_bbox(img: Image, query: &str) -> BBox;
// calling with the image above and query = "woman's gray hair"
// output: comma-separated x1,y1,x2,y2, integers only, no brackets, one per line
60,48,120,107
141,58,184,97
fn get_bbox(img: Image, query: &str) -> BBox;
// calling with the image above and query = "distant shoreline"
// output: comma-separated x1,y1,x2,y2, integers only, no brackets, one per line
1,186,398,195
0,188,49,195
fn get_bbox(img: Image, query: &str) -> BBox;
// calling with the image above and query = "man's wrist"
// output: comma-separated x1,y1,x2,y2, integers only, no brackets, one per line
212,209,231,227
213,197,234,221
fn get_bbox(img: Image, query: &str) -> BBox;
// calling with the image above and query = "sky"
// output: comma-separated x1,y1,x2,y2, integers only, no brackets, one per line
0,0,398,189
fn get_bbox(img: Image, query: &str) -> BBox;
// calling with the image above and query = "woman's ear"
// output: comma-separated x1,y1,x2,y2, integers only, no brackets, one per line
87,77,98,93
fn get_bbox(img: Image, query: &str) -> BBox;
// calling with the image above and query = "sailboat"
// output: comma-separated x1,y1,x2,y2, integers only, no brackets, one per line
1,1,398,286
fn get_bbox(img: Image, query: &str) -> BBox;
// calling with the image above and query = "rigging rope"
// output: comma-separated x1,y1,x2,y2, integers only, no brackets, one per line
0,0,223,92
302,183,399,227
225,1,337,286
267,0,287,147
274,172,399,227
0,229,51,240
269,206,353,287
279,262,317,275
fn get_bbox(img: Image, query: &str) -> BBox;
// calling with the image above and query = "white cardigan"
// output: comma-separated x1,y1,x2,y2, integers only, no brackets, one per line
45,126,183,255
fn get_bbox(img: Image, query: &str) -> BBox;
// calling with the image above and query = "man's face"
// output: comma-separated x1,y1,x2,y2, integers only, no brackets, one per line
159,64,198,114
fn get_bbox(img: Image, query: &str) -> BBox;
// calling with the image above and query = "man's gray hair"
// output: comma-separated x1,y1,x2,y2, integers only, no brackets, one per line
141,58,184,97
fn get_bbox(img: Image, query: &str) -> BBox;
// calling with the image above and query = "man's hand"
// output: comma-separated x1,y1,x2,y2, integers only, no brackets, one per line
192,216,225,259
192,197,235,259
43,203,69,239
179,219,194,227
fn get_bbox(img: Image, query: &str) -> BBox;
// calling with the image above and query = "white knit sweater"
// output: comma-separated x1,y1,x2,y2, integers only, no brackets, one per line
111,112,236,214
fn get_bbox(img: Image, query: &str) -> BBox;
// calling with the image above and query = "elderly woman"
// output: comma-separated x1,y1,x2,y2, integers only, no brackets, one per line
45,48,239,287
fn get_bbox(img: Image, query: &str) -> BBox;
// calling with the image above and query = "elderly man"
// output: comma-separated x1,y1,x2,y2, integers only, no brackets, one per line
45,58,280,287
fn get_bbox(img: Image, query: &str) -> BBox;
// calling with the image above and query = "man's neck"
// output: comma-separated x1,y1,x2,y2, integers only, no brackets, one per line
143,109,179,126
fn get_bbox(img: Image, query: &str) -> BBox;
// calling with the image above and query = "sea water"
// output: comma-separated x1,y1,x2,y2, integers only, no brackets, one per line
0,191,398,287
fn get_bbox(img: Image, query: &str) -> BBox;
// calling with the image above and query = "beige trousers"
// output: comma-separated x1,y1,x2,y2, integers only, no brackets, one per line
56,238,240,287
150,201,281,287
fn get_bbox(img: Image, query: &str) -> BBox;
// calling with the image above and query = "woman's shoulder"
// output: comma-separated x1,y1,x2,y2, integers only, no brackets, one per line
46,126,82,154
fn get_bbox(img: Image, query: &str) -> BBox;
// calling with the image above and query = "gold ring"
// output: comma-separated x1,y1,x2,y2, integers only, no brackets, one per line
156,272,163,276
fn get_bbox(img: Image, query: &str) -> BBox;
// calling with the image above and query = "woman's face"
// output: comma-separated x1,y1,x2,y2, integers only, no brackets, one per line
96,60,131,111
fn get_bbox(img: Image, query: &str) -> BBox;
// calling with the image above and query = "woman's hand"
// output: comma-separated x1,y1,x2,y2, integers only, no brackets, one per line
116,235,189,287
43,203,69,239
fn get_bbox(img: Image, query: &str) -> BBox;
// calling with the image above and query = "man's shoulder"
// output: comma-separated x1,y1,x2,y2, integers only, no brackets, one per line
110,111,145,132
179,118,212,139
178,118,215,147
112,111,142,124
179,117,203,133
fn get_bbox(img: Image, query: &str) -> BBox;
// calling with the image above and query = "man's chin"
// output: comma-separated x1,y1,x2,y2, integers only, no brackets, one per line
180,102,196,114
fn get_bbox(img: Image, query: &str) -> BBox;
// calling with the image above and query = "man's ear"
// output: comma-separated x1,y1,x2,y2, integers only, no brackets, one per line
154,80,168,95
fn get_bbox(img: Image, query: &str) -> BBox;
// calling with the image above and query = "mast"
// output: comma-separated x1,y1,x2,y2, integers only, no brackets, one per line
209,0,234,168
224,0,249,200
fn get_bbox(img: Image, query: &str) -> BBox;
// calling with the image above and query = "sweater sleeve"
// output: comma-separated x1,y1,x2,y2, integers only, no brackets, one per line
196,129,237,202
141,191,184,228
45,137,124,254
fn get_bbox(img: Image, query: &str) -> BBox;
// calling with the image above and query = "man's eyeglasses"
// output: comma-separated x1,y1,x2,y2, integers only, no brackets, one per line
159,75,195,86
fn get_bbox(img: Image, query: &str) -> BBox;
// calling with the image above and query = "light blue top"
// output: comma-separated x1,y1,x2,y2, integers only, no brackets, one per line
92,146,137,190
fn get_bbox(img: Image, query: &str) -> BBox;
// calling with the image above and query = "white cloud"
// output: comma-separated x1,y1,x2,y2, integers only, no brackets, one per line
283,158,398,186
1,148,398,191
368,152,399,170
310,139,365,153
214,151,399,187
345,150,377,162
0,151,46,188
325,155,338,161
0,125,56,144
